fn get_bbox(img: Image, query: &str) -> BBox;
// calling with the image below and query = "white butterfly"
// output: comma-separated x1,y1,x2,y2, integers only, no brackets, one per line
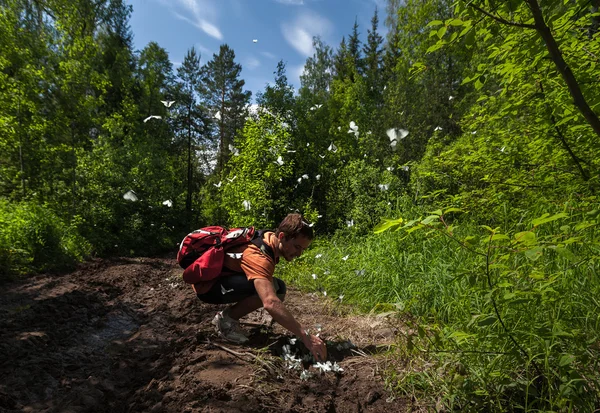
346,219,354,227
228,144,240,156
387,128,409,150
378,184,389,191
227,175,237,182
214,181,222,188
297,177,302,183
386,166,394,172
324,270,330,275
252,39,258,43
318,154,325,159
143,115,161,123
323,291,327,297
317,215,322,218
449,95,454,100
402,166,410,172
275,156,284,166
123,190,138,202
315,174,321,180
309,104,322,111
214,111,221,120
500,146,506,153
221,285,234,294
242,200,251,211
302,174,309,179
306,143,310,147
434,126,442,131
355,269,365,276
160,100,175,108
226,252,243,259
328,142,338,153
312,273,317,280
338,295,344,301
287,150,297,153
315,254,322,259
342,255,350,261
162,199,173,207
348,121,359,137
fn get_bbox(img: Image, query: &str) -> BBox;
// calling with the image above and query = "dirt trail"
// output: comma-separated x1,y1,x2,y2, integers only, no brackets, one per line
0,256,412,412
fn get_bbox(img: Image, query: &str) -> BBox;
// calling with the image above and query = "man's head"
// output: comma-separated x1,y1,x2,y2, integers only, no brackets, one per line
275,213,314,261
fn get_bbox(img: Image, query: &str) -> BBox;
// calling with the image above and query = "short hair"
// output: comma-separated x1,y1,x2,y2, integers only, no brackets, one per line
275,213,314,240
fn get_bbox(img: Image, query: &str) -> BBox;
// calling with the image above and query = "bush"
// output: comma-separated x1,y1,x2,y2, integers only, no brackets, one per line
0,200,91,281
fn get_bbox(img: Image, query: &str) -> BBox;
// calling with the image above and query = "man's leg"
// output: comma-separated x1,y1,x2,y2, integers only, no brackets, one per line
228,294,263,320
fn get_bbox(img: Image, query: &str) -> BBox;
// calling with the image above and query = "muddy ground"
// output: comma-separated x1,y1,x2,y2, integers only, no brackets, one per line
0,256,415,412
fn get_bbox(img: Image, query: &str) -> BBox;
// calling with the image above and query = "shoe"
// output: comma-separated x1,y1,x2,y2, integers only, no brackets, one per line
212,310,249,344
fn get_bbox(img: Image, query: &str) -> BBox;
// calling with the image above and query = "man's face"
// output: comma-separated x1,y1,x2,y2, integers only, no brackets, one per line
278,233,312,261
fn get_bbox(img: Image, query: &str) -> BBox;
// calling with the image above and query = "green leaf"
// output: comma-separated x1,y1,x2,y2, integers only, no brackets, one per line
446,18,464,26
464,28,475,46
437,26,447,39
515,231,537,244
443,207,463,214
559,354,576,367
532,212,568,227
374,218,404,234
477,316,496,327
427,20,444,27
491,233,510,241
525,246,544,261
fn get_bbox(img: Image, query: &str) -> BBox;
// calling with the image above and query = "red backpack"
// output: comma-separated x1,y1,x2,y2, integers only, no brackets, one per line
177,226,274,284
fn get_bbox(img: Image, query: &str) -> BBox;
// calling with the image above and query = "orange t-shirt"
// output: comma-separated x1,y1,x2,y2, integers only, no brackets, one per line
192,231,280,294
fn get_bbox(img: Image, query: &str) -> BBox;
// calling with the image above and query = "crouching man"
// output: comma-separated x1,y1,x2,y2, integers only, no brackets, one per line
189,213,327,362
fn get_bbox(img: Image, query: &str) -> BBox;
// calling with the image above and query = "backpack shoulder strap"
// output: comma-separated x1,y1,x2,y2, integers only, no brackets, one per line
250,229,276,261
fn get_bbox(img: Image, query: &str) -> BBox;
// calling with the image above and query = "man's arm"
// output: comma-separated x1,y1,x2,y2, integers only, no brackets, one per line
253,277,327,361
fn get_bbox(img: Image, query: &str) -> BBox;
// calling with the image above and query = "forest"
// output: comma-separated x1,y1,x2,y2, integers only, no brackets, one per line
1,0,600,410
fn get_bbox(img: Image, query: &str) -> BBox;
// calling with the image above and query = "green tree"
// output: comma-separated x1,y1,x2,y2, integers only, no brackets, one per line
176,47,207,212
255,60,295,125
199,44,251,175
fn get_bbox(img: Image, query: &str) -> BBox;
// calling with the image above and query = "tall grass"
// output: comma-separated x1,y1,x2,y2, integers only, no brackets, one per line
278,198,600,411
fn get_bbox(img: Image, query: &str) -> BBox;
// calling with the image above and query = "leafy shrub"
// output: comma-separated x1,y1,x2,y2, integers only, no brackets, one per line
0,200,91,281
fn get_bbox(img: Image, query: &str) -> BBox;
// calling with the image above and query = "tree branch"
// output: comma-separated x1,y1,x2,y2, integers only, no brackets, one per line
469,3,536,29
526,0,600,139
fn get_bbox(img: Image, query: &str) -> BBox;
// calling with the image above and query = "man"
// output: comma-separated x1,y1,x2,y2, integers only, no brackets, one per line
190,213,327,362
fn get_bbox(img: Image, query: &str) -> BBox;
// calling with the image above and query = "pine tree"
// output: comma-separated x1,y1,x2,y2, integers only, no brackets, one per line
177,47,206,211
255,60,295,124
198,44,251,175
299,36,333,101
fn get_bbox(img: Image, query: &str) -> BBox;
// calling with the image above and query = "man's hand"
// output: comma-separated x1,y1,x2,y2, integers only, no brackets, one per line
302,332,327,362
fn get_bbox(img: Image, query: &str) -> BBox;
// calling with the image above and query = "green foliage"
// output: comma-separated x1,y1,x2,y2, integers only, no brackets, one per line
371,202,600,410
0,200,91,280
221,113,294,228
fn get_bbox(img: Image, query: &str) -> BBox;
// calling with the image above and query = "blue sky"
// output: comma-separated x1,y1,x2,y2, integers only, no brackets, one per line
125,0,388,99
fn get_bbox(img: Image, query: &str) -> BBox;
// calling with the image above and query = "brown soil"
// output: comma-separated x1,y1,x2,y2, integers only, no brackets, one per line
0,256,413,412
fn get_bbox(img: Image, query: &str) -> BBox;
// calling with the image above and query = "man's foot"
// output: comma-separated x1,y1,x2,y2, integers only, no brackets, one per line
212,310,249,344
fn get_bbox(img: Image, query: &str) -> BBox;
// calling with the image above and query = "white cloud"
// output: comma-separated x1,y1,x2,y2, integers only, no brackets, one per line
261,51,277,60
162,0,223,40
275,0,305,4
245,56,261,70
281,11,333,57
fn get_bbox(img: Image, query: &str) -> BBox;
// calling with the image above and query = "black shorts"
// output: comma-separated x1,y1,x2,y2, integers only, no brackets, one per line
197,274,287,304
